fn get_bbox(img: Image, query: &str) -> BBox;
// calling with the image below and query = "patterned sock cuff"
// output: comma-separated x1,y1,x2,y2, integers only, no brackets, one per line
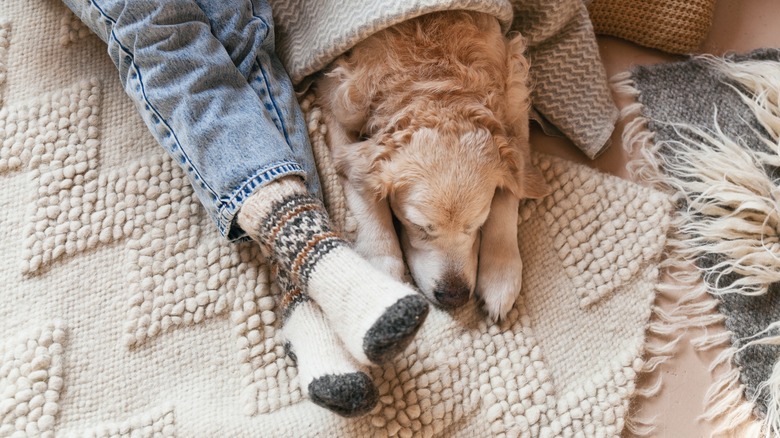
236,176,308,244
260,194,345,286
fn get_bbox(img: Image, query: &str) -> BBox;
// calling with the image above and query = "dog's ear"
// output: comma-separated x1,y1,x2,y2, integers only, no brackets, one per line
499,33,532,135
519,159,551,199
332,139,397,200
327,61,372,132
494,35,548,199
496,135,550,200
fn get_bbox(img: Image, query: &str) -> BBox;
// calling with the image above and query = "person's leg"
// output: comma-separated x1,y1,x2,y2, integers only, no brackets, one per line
192,0,321,199
62,0,429,366
192,0,430,366
274,268,378,417
63,0,306,239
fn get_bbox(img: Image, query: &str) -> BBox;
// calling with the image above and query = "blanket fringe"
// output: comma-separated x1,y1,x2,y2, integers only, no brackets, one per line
702,55,780,142
611,72,689,437
609,69,771,437
611,74,666,193
625,415,657,437
755,359,780,438
660,121,780,296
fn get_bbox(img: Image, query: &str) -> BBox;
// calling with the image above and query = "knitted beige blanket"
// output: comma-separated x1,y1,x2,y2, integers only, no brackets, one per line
270,0,618,159
0,2,670,437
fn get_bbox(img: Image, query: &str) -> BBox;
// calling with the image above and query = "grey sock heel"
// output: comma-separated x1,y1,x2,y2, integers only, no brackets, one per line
363,295,430,364
308,372,378,417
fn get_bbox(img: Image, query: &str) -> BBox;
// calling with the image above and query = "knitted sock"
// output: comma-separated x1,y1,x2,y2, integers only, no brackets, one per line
238,177,429,365
276,269,378,417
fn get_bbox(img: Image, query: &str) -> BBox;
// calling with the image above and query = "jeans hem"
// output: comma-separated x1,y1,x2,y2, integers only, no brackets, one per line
219,161,306,240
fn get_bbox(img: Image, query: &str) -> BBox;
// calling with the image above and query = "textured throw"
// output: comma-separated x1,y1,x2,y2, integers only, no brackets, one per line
0,1,672,437
614,48,780,436
269,0,618,159
587,0,715,55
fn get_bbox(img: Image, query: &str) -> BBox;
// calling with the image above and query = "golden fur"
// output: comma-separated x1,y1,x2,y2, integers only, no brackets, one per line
316,11,548,320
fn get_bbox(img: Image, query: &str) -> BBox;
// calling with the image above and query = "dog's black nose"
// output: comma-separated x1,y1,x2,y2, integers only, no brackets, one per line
433,274,471,308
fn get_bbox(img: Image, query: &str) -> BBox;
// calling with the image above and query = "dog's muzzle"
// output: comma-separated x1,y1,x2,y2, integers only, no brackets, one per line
433,272,471,308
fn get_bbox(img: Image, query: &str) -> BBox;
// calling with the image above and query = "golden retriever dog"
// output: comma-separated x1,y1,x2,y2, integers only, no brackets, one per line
315,11,549,321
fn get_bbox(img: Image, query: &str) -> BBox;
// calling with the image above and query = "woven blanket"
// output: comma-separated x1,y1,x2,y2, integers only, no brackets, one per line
269,0,618,159
0,2,671,437
615,49,780,436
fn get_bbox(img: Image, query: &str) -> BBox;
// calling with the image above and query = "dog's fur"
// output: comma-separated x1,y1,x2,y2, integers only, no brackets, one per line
315,11,549,321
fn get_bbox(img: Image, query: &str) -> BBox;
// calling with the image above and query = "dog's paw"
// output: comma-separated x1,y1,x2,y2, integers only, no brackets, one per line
366,254,406,281
477,257,523,322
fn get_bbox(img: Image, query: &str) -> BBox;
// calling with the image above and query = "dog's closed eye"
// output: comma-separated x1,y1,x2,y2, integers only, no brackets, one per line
410,223,435,240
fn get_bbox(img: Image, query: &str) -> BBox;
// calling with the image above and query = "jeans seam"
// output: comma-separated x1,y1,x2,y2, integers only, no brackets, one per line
89,0,221,203
256,64,291,146
248,0,291,147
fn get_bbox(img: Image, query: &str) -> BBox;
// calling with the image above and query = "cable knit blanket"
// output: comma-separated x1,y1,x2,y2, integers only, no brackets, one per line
0,2,670,437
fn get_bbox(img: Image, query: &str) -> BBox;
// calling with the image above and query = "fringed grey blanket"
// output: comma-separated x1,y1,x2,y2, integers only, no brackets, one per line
615,48,780,436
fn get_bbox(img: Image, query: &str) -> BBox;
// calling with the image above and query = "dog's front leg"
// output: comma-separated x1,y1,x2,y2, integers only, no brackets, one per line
342,178,406,280
319,103,406,281
477,188,523,322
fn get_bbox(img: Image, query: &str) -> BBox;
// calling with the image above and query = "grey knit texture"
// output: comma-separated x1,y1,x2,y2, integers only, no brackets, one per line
631,48,780,416
363,295,430,364
308,372,379,417
269,0,617,158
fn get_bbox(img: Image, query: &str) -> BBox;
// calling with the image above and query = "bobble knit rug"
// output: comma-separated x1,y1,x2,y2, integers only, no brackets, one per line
0,2,672,437
614,48,780,436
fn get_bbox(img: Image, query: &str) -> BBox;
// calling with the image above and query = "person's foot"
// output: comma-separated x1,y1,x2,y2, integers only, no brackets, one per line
238,177,429,365
279,273,378,417
303,243,430,364
307,372,378,417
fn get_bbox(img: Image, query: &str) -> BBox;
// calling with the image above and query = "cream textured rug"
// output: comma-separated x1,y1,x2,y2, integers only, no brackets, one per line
0,2,671,437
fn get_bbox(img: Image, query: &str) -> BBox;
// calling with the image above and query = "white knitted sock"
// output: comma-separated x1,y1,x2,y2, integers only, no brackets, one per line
238,177,429,365
276,270,377,417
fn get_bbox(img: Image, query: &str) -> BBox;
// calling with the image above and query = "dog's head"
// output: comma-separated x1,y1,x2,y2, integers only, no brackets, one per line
387,125,503,308
351,111,548,308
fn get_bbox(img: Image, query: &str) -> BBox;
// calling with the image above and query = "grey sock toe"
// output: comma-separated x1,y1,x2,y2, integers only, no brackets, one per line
363,295,430,364
308,372,378,417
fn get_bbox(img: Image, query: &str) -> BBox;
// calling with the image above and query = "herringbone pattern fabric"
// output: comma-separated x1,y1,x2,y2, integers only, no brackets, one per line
520,2,618,158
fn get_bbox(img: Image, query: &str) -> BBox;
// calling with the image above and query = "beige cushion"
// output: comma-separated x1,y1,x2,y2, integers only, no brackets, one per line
588,0,716,54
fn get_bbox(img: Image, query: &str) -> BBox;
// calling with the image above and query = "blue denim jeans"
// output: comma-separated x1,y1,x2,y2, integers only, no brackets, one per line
62,0,322,240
